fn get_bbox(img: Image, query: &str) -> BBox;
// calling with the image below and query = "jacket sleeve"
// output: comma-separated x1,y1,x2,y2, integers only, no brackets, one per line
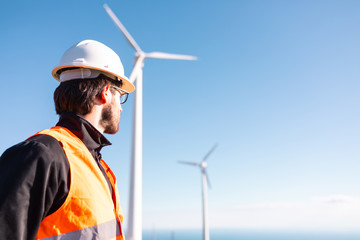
0,134,70,240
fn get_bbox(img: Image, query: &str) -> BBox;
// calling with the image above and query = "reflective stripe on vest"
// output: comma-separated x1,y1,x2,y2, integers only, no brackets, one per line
39,219,121,240
34,127,124,240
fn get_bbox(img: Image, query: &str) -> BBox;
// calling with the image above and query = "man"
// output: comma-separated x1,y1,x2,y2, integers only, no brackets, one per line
0,40,135,240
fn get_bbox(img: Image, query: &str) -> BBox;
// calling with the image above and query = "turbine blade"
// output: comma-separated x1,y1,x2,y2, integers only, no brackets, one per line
129,56,145,83
204,170,212,189
178,161,199,166
103,4,142,53
146,52,197,61
203,144,218,161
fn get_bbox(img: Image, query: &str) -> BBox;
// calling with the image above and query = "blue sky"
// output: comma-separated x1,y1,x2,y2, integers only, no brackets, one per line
1,0,360,233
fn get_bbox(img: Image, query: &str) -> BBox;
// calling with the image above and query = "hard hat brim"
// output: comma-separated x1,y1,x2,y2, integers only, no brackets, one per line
52,65,135,94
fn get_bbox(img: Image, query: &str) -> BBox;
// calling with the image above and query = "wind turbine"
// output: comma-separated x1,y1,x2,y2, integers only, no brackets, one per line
103,4,197,240
178,144,218,240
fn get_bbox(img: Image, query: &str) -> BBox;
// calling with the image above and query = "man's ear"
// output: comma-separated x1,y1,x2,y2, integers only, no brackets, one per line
99,85,112,104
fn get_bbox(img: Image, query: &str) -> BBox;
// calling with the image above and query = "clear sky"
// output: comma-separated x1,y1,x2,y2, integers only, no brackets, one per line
1,0,359,233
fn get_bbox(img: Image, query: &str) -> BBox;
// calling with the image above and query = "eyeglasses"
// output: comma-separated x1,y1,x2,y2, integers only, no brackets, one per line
111,86,129,104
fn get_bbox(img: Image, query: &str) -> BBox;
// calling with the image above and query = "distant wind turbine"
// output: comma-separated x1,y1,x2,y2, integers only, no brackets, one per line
178,144,218,240
103,4,197,240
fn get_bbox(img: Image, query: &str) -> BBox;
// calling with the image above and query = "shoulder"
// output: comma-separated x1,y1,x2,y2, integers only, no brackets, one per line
27,134,64,152
1,134,68,167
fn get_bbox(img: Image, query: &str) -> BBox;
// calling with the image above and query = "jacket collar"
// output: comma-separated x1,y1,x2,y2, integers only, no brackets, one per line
56,112,111,158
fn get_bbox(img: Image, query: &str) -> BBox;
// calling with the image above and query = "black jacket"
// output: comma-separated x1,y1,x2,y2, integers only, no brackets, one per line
0,113,113,240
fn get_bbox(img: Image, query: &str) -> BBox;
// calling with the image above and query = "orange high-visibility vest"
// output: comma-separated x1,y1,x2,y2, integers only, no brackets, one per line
34,126,124,240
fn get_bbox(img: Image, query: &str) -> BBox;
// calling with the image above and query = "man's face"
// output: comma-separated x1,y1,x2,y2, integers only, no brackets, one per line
100,88,122,134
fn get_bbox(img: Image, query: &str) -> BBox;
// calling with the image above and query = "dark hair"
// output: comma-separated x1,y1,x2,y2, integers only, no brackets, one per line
54,74,122,115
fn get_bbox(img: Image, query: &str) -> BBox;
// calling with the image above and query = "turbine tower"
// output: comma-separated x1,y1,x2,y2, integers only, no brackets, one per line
103,4,197,240
178,144,218,240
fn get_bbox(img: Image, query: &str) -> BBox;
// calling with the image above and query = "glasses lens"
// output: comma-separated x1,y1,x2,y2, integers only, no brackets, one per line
112,86,129,104
120,93,129,104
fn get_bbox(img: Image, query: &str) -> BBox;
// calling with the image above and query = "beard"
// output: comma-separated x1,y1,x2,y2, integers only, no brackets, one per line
100,101,120,134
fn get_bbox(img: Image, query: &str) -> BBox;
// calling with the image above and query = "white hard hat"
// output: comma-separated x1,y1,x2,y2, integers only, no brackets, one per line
52,40,135,93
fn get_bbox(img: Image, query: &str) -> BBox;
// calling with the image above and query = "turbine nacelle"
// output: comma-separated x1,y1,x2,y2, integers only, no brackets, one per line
178,144,218,187
135,51,146,58
200,161,207,169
